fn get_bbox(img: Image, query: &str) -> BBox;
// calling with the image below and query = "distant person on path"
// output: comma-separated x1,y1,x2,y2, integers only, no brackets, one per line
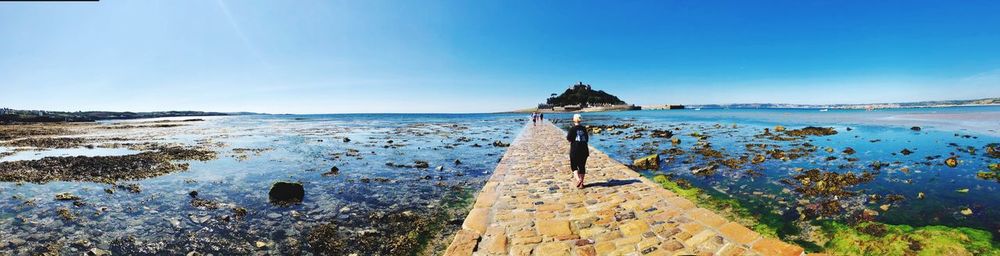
539,113,544,122
566,114,589,188
531,112,537,126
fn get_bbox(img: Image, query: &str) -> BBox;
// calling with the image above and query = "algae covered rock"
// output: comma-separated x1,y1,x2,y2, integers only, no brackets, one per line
269,181,304,206
820,221,999,255
632,154,659,170
945,157,958,167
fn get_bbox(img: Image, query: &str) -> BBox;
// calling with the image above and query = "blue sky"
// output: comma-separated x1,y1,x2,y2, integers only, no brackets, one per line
1,0,999,113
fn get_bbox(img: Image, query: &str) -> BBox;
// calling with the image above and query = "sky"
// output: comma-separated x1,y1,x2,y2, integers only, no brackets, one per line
1,0,999,113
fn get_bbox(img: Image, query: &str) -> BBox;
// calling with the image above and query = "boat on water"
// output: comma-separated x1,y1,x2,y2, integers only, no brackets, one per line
819,108,829,112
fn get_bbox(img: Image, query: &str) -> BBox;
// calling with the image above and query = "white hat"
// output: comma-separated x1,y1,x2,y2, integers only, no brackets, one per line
573,114,582,121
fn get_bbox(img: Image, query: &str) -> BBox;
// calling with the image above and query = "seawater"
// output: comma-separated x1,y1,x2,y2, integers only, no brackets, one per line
1,108,998,254
549,106,1000,240
0,113,524,254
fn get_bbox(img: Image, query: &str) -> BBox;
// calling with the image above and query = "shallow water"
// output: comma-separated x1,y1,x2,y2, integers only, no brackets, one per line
550,106,1000,240
0,114,524,254
2,107,998,254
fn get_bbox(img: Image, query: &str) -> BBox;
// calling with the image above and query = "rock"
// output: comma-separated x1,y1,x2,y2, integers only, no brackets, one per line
785,126,837,136
774,125,786,132
650,129,674,138
989,163,1000,172
87,248,111,256
491,140,510,147
343,138,351,143
879,204,890,211
863,208,879,217
413,160,429,169
956,188,969,193
255,241,269,248
632,154,659,170
917,192,925,199
55,192,80,201
190,214,210,224
960,208,973,216
57,207,75,221
910,126,921,131
322,166,340,176
454,159,462,165
842,147,856,155
825,147,834,153
900,149,914,155
945,157,958,167
269,181,305,205
167,218,182,229
188,190,198,198
670,138,681,145
435,166,444,171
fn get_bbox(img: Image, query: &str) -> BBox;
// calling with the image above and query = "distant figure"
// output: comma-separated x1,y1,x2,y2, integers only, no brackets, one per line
539,113,544,121
531,112,537,126
566,114,589,188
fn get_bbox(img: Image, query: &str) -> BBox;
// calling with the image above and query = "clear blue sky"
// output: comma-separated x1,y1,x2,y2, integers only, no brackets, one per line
2,0,999,113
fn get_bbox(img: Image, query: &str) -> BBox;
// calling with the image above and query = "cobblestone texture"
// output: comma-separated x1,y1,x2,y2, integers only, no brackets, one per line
444,121,805,256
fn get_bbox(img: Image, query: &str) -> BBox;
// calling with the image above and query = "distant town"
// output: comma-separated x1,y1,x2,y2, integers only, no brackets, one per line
528,82,999,112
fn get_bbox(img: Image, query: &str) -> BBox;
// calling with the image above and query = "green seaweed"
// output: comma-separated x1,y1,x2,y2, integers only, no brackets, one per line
819,221,1000,256
650,174,796,239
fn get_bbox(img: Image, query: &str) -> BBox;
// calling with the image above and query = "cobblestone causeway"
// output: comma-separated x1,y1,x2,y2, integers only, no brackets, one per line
444,121,805,256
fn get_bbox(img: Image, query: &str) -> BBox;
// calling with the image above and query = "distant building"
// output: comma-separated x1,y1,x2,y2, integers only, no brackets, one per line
569,81,592,91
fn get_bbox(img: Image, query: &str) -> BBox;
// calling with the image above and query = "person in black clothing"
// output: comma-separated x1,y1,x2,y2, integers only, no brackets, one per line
566,114,589,188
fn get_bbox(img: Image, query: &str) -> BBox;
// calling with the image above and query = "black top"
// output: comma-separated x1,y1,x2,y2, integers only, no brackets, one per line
567,124,589,156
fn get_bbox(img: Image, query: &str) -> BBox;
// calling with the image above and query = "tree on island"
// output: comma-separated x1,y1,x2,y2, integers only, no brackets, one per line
546,82,626,107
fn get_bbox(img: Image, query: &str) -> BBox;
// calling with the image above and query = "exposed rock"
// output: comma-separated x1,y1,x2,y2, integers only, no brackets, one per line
960,208,973,216
413,160,430,169
632,154,659,170
774,125,786,132
917,192,925,199
900,149,914,155
785,126,837,137
910,126,921,131
269,181,305,206
650,129,674,138
55,192,80,201
842,147,856,155
0,146,216,184
323,166,340,176
945,157,958,167
343,137,351,143
57,207,76,221
491,140,510,147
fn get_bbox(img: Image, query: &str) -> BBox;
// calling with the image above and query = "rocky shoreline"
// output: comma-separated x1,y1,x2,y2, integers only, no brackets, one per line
0,115,523,255
566,115,1000,254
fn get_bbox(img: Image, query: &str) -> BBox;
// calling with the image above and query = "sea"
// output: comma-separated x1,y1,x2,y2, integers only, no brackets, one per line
0,107,998,254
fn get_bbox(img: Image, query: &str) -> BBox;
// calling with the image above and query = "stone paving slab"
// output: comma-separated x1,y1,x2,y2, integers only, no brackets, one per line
444,121,805,256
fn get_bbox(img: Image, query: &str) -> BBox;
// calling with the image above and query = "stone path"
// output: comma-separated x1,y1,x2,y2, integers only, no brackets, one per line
444,121,805,256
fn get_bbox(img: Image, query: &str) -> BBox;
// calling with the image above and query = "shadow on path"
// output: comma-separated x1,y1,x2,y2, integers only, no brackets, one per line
585,179,641,188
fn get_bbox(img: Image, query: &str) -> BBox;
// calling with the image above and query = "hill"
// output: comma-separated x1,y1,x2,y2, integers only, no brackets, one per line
546,82,626,107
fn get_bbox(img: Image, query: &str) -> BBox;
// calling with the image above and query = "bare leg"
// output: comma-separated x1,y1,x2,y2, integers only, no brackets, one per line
576,172,585,188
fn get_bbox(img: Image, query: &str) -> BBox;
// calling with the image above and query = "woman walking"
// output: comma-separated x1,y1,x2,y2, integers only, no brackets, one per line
566,114,589,188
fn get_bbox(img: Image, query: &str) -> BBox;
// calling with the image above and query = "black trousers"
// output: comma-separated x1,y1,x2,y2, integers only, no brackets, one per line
570,154,587,174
